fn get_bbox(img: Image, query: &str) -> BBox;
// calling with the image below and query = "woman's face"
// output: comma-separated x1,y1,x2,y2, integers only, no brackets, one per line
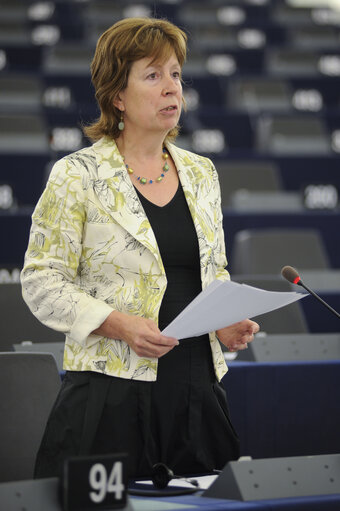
117,52,183,137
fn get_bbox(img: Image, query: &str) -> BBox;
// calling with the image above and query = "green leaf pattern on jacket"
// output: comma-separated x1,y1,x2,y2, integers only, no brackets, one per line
21,137,230,382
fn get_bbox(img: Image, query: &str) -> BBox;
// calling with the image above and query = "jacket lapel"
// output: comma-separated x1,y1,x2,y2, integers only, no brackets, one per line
166,142,216,288
92,137,164,271
91,138,214,282
165,141,199,220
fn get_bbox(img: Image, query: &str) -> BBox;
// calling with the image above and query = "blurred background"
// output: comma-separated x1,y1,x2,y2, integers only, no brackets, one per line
1,0,340,342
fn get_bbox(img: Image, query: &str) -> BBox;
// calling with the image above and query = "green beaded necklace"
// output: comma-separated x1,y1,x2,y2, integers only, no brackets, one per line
123,147,170,184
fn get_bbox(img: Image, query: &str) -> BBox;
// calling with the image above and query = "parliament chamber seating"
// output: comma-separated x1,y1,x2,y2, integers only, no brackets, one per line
0,0,339,321
216,160,282,207
0,0,339,314
230,228,330,274
0,2,339,507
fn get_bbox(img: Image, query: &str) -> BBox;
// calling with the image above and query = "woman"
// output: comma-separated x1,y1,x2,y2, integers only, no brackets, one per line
21,17,259,479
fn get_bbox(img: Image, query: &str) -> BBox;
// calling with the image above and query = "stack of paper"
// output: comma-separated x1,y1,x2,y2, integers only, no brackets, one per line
162,280,306,340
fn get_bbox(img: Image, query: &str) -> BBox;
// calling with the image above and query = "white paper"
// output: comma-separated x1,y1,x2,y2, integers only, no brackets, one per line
136,474,218,490
162,279,307,340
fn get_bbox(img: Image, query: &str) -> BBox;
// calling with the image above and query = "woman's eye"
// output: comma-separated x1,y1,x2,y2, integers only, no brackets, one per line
148,72,157,79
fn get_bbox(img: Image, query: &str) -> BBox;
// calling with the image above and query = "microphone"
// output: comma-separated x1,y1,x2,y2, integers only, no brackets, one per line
128,463,200,498
281,266,340,320
152,463,199,490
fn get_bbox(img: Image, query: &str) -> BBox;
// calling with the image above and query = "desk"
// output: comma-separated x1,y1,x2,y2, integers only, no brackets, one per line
223,361,340,459
145,493,340,510
0,477,339,510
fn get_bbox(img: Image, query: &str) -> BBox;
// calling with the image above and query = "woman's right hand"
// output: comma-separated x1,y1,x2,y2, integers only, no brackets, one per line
92,311,179,358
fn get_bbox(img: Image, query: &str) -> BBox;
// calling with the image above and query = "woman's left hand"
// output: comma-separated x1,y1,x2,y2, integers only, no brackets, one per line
216,319,260,352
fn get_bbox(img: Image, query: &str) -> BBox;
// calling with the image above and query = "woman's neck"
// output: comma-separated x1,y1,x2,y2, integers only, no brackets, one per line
115,133,167,162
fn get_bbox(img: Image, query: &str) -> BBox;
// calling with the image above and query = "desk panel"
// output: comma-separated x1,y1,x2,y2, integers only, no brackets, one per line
1,477,338,510
152,493,340,510
224,361,340,460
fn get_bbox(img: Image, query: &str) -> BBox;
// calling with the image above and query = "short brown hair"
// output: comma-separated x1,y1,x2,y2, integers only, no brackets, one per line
83,17,187,143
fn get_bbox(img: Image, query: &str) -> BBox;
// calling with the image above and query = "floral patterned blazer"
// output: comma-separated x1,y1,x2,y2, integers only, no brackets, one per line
21,136,230,381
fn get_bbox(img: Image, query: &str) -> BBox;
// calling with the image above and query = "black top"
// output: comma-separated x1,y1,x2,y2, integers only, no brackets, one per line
135,183,202,331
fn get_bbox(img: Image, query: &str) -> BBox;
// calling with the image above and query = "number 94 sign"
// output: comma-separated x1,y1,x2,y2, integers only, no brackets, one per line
62,453,129,511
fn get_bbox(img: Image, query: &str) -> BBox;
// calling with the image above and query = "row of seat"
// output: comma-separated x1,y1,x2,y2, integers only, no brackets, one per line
1,0,338,29
4,43,340,78
1,152,339,211
1,2,339,213
0,158,340,216
2,110,340,155
3,73,340,114
1,271,339,356
2,0,340,79
1,226,339,345
0,1,339,334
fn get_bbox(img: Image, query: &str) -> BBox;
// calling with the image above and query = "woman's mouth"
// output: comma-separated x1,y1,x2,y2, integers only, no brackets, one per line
161,105,177,112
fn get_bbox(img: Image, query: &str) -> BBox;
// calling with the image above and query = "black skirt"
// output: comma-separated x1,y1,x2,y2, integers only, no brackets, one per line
34,335,240,479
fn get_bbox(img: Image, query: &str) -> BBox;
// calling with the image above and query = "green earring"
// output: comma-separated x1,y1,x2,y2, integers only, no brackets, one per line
118,111,125,131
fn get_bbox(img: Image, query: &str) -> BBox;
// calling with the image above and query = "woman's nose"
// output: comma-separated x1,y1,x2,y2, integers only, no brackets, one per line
162,75,177,95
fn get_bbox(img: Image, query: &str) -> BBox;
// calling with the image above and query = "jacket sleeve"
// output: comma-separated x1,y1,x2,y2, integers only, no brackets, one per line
20,156,113,347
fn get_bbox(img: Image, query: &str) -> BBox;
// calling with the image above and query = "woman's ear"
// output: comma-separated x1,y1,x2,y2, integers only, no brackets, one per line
113,93,124,112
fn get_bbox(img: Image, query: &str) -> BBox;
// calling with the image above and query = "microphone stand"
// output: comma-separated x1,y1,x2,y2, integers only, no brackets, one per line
296,280,340,320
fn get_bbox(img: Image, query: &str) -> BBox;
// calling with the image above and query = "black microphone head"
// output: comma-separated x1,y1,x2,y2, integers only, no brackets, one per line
152,463,174,489
281,265,300,284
